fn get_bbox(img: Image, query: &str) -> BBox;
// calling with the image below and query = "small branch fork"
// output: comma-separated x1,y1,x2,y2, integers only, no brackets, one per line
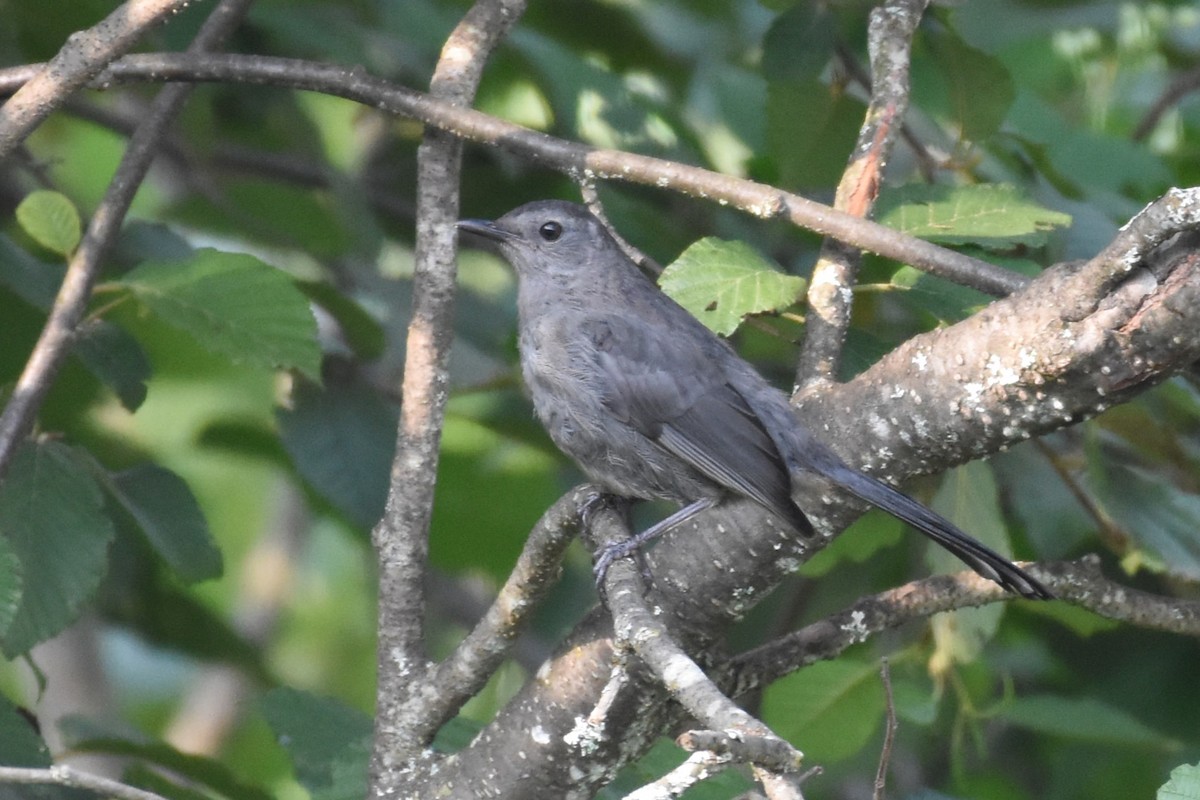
588,503,810,800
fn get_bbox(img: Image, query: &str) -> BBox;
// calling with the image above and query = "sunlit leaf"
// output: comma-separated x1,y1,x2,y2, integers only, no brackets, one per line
16,190,81,256
1159,762,1200,800
877,184,1071,249
660,237,805,335
118,249,320,379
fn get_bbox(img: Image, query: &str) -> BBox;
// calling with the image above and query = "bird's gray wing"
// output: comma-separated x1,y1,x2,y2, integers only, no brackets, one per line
579,315,810,533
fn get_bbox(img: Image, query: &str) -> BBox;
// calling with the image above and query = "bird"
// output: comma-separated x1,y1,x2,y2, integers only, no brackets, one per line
456,200,1051,600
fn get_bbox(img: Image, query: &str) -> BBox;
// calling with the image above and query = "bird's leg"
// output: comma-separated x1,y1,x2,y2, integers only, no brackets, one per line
593,496,719,590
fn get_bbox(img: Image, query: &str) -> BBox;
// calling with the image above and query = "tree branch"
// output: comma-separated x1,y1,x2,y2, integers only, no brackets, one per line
727,556,1200,697
369,2,527,792
797,0,928,389
397,485,584,748
0,53,1025,295
0,0,194,160
587,502,804,796
0,765,168,800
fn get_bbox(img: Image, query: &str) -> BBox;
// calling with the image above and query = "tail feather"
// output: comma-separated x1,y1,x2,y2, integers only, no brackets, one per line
829,467,1052,600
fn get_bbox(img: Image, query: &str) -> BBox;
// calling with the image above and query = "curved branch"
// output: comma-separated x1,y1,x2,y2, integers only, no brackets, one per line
0,765,167,800
588,503,804,795
0,53,1025,295
399,484,583,747
727,556,1200,697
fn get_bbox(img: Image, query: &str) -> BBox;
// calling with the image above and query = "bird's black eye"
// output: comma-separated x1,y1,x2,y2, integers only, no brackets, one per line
539,221,563,242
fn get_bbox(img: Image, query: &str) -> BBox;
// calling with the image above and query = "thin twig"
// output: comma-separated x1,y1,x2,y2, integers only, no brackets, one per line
727,557,1200,698
0,765,168,800
624,750,733,800
1133,63,1200,142
0,0,254,483
797,0,929,390
0,53,1029,296
872,658,897,800
580,183,664,275
1032,439,1133,556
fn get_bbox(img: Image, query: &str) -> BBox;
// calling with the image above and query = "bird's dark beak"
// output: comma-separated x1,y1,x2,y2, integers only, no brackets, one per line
456,218,517,244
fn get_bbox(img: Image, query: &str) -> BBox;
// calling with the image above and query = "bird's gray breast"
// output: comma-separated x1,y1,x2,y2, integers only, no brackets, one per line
518,312,716,503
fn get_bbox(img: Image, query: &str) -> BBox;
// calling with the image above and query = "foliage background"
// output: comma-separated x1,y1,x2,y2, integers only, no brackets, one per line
0,1,1199,798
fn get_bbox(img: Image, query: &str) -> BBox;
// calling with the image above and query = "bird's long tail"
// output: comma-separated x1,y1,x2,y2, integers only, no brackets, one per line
827,466,1052,600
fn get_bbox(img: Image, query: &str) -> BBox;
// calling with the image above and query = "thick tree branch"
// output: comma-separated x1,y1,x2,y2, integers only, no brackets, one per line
0,53,1024,295
369,1,527,792
797,0,928,389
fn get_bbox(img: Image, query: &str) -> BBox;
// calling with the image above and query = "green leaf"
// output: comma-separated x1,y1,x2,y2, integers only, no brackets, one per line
0,236,150,410
262,687,371,799
0,693,50,767
297,280,385,360
915,27,1014,142
799,510,903,577
766,79,865,190
659,237,805,335
761,5,836,83
278,377,396,529
998,695,1177,749
0,537,23,640
15,190,81,256
97,554,268,682
927,462,1009,671
762,658,884,762
876,184,1071,249
72,319,152,411
1084,460,1200,583
118,249,321,379
101,464,222,583
0,694,81,800
0,234,63,307
0,441,114,658
1159,762,1200,800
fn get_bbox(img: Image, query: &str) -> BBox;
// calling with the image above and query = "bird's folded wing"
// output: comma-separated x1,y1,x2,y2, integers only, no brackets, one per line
581,314,809,532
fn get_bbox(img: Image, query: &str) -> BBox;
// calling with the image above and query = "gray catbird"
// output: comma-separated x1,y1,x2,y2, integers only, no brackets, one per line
457,200,1051,600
